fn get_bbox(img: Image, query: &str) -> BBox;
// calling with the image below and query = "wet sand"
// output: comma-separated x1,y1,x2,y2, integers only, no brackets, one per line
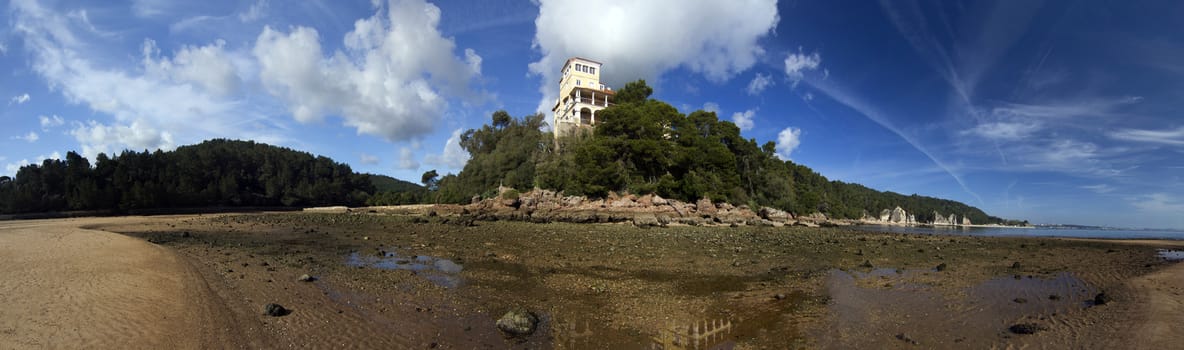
0,217,257,349
3,213,1183,349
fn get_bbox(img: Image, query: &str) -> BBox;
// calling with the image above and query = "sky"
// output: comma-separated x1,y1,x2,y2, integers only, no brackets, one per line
2,0,1183,229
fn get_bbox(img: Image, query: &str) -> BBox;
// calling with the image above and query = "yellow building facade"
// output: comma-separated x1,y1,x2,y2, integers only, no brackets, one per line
551,57,614,138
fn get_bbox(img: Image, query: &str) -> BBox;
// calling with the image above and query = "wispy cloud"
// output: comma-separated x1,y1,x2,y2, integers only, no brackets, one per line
1130,193,1184,213
1081,184,1115,194
746,73,773,95
1109,126,1184,146
11,131,39,143
239,0,268,23
39,115,64,130
359,153,380,165
9,93,30,105
964,120,1042,140
808,77,985,205
992,96,1143,119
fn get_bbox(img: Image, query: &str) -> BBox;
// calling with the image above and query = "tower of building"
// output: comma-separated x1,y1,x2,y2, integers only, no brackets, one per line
551,57,614,138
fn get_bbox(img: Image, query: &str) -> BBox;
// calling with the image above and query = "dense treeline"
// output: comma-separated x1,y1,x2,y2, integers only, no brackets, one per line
435,80,1011,224
0,139,373,213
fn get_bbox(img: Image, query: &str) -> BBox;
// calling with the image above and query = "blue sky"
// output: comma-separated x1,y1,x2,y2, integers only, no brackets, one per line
2,0,1183,229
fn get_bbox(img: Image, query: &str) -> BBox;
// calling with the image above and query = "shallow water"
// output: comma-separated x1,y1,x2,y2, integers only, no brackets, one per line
345,250,464,288
850,224,1184,240
1157,249,1184,261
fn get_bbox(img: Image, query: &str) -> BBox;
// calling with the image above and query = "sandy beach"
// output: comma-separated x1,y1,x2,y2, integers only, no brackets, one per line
2,213,1182,349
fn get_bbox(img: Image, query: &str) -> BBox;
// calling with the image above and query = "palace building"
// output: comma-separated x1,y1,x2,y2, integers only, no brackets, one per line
551,57,613,138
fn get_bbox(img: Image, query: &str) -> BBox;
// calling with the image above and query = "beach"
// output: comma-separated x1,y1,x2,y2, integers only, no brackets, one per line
2,213,1182,349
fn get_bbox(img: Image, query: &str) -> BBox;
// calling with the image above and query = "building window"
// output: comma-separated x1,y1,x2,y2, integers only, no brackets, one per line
589,67,595,75
576,79,581,86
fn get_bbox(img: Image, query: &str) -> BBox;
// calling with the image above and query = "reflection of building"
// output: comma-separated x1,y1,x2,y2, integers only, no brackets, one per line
551,57,614,138
651,319,734,350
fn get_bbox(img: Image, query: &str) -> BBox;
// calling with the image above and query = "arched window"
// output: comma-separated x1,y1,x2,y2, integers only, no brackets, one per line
580,108,592,125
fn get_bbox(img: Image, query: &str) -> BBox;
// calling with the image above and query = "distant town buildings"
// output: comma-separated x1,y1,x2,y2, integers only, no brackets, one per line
551,57,614,138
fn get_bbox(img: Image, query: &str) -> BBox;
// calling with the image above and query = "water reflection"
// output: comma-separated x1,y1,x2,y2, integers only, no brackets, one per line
344,250,463,288
1157,249,1184,261
651,319,735,350
549,316,737,350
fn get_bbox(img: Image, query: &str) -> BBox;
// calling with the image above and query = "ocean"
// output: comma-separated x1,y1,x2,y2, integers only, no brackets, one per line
848,224,1184,240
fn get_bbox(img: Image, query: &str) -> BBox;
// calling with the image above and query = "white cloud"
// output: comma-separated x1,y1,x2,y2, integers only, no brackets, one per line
529,0,779,113
701,102,720,114
11,0,284,155
359,153,380,165
131,0,169,18
9,93,30,105
239,0,268,23
966,121,1042,140
1109,126,1184,146
731,109,756,131
784,51,821,87
0,43,7,54
4,159,30,176
775,127,802,160
1081,184,1115,194
12,131,39,143
1131,193,1184,213
70,120,175,159
39,115,65,130
143,39,241,97
746,73,773,95
254,0,484,142
396,147,419,170
992,96,1143,119
423,128,469,171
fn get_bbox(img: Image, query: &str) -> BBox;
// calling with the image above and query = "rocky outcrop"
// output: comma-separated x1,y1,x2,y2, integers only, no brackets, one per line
933,211,950,225
961,216,971,226
421,190,804,227
889,207,907,223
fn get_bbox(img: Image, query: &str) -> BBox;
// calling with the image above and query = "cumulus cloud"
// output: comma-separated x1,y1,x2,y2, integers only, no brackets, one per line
731,109,756,131
39,115,65,130
143,39,241,97
12,131,39,143
775,127,802,160
70,120,175,159
529,0,779,113
11,0,283,155
359,153,380,165
423,128,470,171
784,51,822,86
4,159,30,176
9,93,30,105
746,73,773,95
254,0,483,142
